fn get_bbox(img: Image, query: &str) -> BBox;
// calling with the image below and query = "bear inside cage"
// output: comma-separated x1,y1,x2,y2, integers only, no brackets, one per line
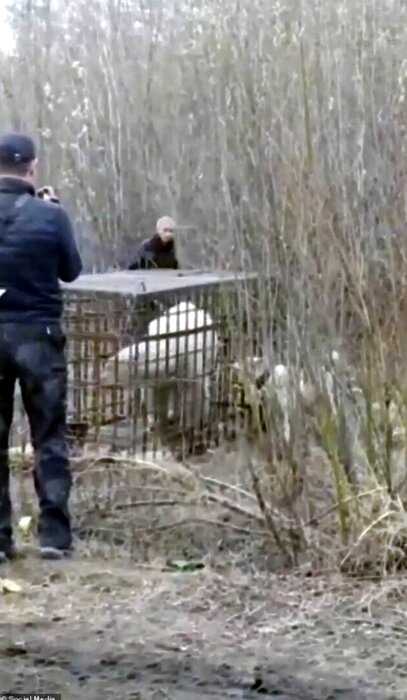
59,269,258,462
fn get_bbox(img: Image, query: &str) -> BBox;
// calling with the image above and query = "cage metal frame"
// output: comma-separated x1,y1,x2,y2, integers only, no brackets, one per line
59,269,258,460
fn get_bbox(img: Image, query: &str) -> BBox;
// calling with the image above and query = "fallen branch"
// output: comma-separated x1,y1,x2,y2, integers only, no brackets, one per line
200,475,294,526
340,509,396,570
85,496,265,524
205,493,265,524
248,459,289,556
114,500,197,509
82,519,267,536
73,460,196,489
305,487,386,527
199,475,257,501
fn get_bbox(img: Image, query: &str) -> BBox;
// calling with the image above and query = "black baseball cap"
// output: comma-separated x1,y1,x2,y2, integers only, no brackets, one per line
0,133,36,165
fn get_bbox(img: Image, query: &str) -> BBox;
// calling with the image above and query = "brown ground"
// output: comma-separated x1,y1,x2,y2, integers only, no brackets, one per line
2,554,407,699
2,446,407,699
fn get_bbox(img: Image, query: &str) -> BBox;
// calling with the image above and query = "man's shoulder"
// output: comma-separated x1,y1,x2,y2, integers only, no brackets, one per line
27,196,72,229
30,196,62,213
140,236,154,246
21,194,58,216
137,237,156,253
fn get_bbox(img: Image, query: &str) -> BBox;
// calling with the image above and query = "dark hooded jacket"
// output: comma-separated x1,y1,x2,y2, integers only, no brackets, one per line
128,234,179,270
0,177,82,324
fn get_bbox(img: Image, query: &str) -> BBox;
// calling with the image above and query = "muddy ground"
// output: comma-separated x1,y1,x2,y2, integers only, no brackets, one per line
2,551,407,699
2,446,407,699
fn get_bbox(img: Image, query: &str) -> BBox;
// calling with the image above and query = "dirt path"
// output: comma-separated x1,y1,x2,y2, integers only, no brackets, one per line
1,554,406,699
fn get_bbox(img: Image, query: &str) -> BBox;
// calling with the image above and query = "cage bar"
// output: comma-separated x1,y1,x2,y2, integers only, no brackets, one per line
9,269,258,461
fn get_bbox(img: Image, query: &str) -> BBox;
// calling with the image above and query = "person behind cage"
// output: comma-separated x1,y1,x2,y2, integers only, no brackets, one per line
128,215,179,270
0,132,82,563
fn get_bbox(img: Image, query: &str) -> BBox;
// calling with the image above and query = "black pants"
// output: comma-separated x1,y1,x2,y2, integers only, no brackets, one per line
0,323,72,551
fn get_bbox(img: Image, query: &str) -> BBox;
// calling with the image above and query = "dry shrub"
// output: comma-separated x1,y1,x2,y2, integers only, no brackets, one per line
4,0,407,578
227,192,407,576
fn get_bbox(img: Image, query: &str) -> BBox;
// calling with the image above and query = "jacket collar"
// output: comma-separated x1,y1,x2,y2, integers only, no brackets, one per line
150,233,174,251
0,177,36,197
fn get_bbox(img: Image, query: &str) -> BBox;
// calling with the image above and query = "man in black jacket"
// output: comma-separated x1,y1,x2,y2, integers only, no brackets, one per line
0,132,82,562
128,216,179,270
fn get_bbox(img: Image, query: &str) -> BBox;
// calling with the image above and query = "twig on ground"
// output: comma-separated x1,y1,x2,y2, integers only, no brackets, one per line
305,487,385,527
200,475,257,501
86,519,267,536
201,474,294,527
225,604,266,624
84,495,264,523
340,510,395,569
115,494,264,523
205,493,265,523
114,500,196,509
248,459,289,556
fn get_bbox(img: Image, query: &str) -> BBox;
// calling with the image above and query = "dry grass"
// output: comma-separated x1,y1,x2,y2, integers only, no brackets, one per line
9,419,407,580
5,443,407,697
3,536,407,698
3,0,407,582
2,1,407,694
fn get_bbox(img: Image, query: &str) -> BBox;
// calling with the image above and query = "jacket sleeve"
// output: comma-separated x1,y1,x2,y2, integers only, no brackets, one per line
128,253,142,270
172,244,179,269
128,240,149,270
56,207,83,282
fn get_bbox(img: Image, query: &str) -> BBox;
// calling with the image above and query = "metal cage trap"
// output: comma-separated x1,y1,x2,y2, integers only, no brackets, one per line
54,269,258,461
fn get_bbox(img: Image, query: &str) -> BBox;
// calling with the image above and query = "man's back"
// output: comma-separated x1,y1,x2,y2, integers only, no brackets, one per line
0,131,83,564
0,177,82,324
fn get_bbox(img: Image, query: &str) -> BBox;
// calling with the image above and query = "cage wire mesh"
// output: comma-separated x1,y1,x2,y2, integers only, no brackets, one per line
33,270,260,463
6,271,262,558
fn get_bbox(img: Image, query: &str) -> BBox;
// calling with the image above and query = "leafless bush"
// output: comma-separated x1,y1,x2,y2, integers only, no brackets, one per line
3,0,407,574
